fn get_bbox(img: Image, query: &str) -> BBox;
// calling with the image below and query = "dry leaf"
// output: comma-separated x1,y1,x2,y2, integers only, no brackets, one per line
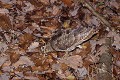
0,8,9,14
63,20,70,28
23,27,33,34
52,5,60,15
0,0,11,3
39,0,50,5
69,7,79,16
4,33,11,42
95,45,108,56
59,55,83,69
52,63,61,71
19,33,34,49
28,42,39,51
77,42,91,57
10,52,20,64
50,0,57,4
0,73,9,80
110,1,119,9
0,42,8,52
22,1,35,12
0,14,11,30
24,76,39,80
61,0,72,7
116,60,120,67
13,56,34,68
75,67,88,79
0,0,119,79
66,75,75,80
40,25,58,32
0,54,8,67
85,54,99,64
107,31,120,50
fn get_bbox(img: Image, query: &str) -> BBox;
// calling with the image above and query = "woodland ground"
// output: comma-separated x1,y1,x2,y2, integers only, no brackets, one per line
0,0,120,80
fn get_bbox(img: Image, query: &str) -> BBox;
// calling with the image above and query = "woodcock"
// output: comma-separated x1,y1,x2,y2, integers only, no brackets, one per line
41,26,98,53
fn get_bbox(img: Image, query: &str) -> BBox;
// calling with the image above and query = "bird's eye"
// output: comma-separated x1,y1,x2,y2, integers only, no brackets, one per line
41,46,45,52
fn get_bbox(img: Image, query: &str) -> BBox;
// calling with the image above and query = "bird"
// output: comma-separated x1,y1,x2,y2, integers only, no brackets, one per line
41,25,98,54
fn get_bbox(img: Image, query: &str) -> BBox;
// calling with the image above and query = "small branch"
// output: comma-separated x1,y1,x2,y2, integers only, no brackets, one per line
79,0,111,28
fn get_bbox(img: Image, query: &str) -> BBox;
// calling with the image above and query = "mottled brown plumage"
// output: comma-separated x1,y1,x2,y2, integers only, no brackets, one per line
41,26,98,53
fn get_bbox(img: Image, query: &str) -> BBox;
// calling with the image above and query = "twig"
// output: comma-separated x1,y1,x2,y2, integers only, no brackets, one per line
79,0,111,28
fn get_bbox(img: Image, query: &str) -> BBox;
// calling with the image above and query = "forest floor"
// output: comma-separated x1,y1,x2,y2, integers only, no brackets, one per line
0,0,120,80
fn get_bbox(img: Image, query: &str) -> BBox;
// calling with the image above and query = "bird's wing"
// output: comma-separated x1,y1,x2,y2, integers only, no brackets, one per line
51,30,76,51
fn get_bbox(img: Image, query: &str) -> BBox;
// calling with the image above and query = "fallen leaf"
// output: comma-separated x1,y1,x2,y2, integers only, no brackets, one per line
50,0,57,4
95,45,108,56
110,1,119,9
39,0,50,5
13,56,34,68
0,73,9,80
0,8,9,14
4,33,11,42
24,76,39,80
107,31,120,50
63,20,70,28
52,5,61,15
22,1,35,12
2,66,11,72
0,54,8,67
61,0,72,7
0,14,11,30
28,42,39,51
0,0,11,3
59,55,83,69
116,60,120,67
23,27,33,34
52,63,61,71
19,33,34,49
40,25,58,32
66,75,75,80
75,67,88,80
69,6,79,16
0,42,8,52
10,52,21,64
76,42,91,58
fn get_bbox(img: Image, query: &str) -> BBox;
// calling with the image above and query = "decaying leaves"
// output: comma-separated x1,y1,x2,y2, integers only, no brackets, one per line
0,0,119,79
